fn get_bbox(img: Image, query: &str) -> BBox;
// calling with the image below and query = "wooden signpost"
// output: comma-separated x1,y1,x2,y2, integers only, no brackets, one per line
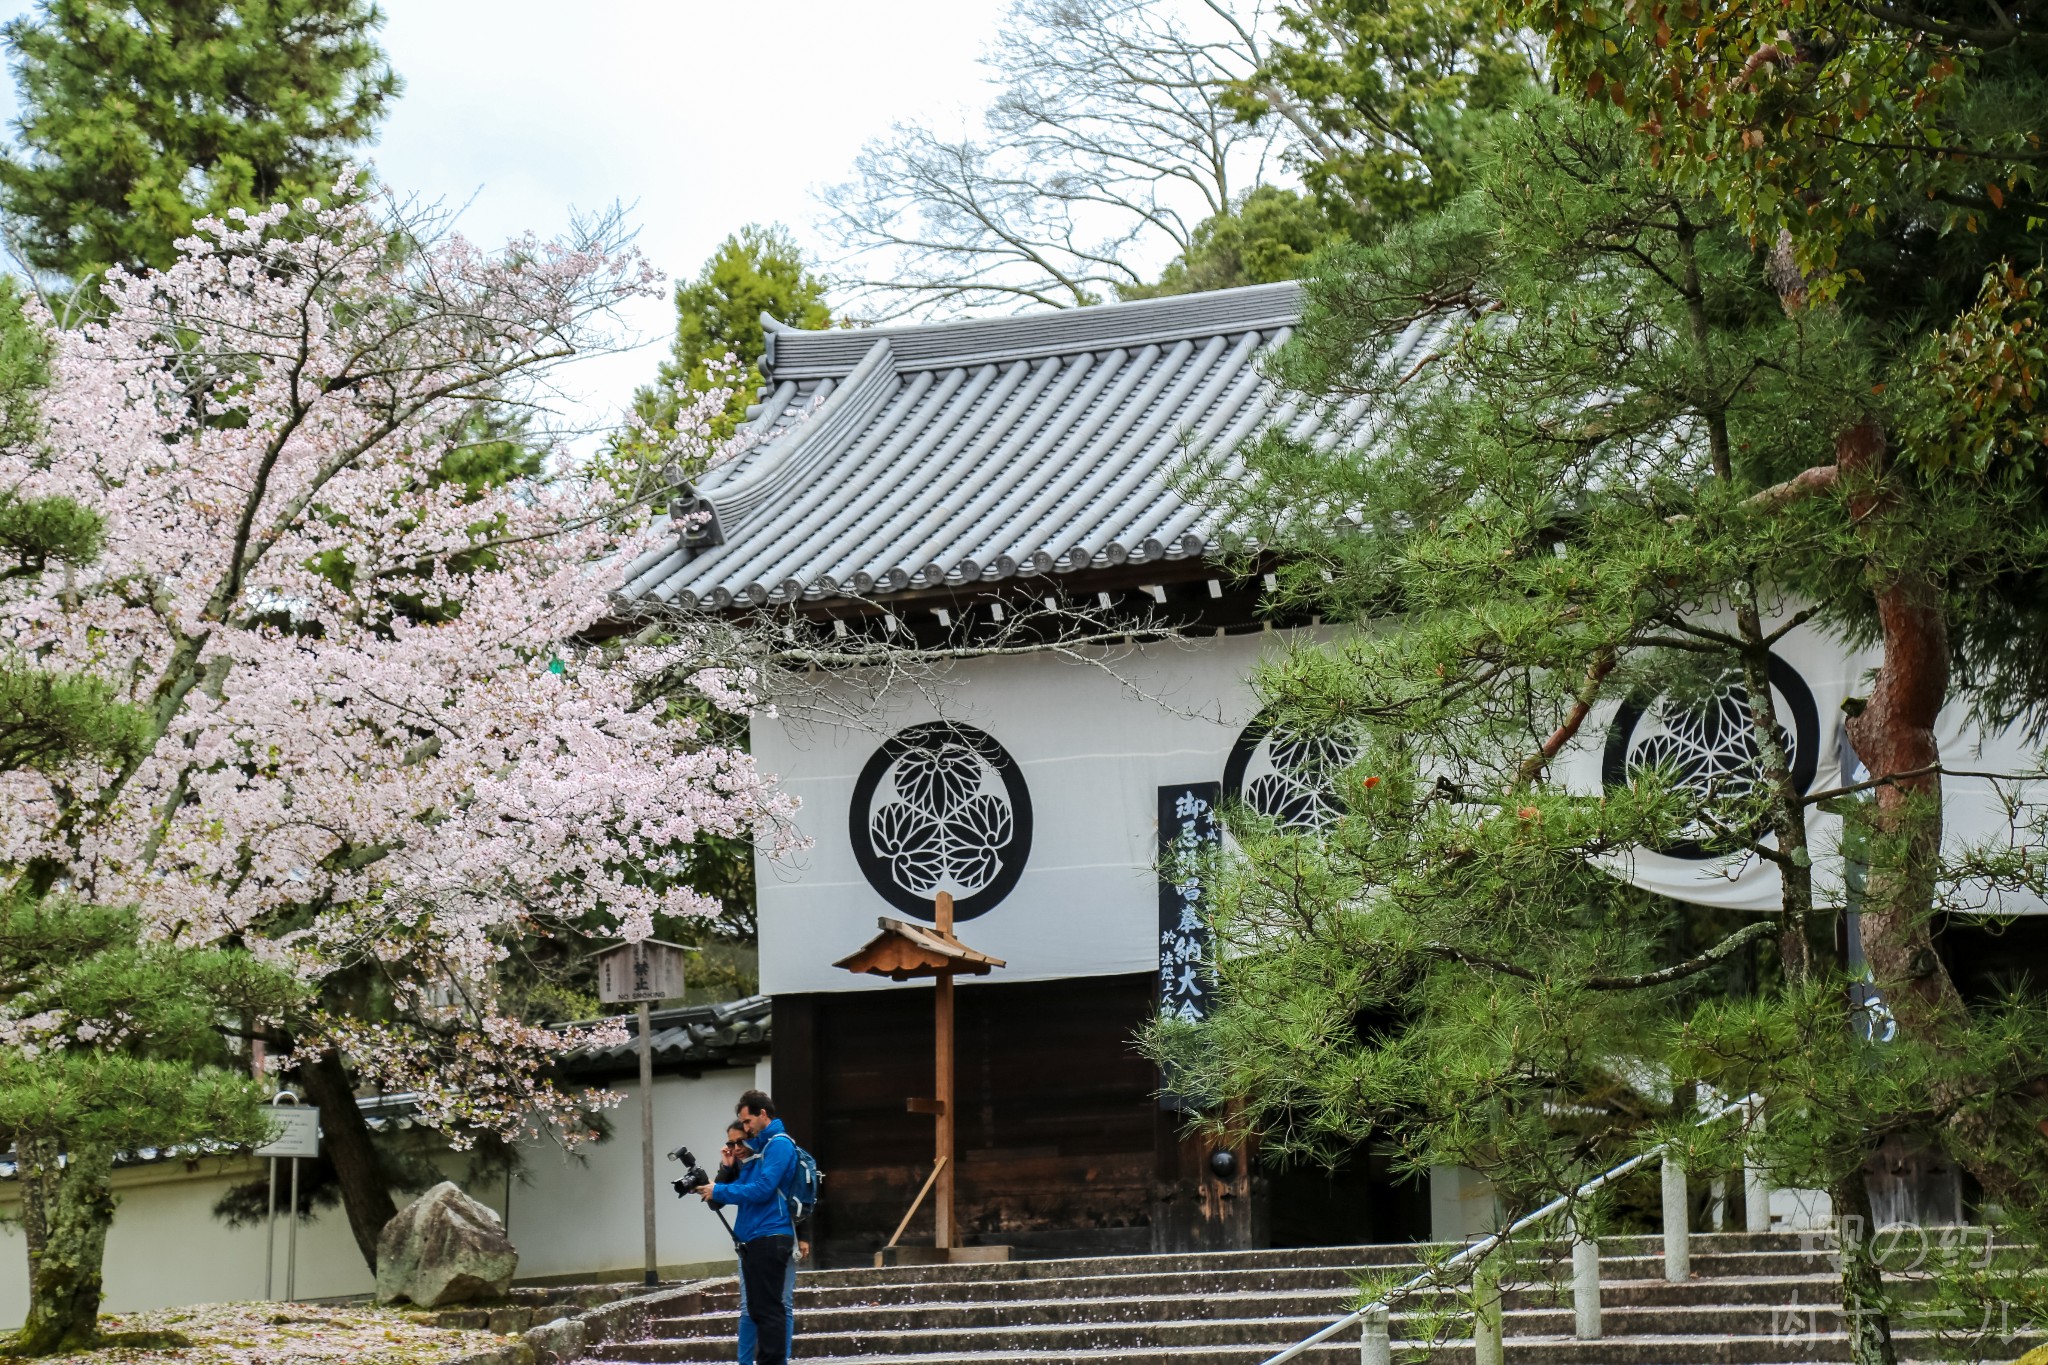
594,938,687,1288
834,892,1006,1263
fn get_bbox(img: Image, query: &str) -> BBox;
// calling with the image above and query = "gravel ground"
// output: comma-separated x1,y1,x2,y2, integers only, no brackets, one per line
23,1300,514,1364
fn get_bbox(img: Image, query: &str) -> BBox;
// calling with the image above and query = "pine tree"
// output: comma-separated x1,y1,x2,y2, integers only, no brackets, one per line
1154,95,2048,1364
0,900,303,1354
0,0,400,280
1526,0,2048,1124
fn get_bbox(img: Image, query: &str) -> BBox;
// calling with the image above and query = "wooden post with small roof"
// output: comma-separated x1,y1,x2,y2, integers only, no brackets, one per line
834,891,1007,1264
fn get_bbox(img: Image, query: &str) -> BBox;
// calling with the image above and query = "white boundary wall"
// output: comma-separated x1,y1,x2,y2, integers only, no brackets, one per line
0,1066,757,1326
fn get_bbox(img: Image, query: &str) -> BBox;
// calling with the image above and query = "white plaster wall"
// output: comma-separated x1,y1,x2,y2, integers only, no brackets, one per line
754,631,1293,995
1429,1166,1500,1242
756,619,2048,1001
0,1157,373,1324
0,1067,754,1328
507,1067,754,1282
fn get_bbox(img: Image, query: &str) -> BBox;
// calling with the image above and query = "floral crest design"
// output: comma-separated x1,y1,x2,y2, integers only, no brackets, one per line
1223,717,1358,832
850,723,1032,921
1602,658,1819,860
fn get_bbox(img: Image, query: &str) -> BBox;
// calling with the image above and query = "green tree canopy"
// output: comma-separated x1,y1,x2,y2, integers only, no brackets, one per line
0,0,400,280
605,224,832,497
1158,92,2048,1365
1120,185,1345,300
1222,0,1538,239
657,223,831,392
0,898,303,1354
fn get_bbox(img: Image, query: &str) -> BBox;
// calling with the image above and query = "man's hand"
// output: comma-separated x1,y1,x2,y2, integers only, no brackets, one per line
694,1184,716,1203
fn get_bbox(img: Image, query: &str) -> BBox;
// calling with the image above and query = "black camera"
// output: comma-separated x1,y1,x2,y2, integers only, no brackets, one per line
668,1145,710,1198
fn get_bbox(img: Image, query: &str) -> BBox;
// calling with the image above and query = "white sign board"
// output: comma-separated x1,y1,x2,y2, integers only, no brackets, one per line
254,1106,320,1159
596,940,687,1004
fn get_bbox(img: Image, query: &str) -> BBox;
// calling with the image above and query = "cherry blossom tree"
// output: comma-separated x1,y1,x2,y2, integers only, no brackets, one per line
0,177,797,1279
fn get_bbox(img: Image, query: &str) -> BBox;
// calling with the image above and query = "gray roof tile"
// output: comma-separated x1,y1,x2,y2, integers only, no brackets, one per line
616,282,1434,611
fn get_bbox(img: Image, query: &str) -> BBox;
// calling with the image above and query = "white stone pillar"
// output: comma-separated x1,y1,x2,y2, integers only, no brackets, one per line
1360,1305,1391,1365
1472,1259,1504,1365
1571,1221,1602,1340
1661,1155,1690,1282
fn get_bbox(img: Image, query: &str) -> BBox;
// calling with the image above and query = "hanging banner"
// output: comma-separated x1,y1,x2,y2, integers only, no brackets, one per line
1158,783,1222,1024
1158,782,1221,1111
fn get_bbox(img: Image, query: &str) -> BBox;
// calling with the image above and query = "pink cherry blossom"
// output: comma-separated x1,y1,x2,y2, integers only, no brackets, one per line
0,178,797,1144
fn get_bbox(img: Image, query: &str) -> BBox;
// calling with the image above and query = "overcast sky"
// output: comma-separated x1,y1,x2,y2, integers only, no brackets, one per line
0,0,1013,446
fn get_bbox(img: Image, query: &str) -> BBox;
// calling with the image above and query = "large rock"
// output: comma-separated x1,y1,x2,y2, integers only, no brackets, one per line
375,1181,519,1307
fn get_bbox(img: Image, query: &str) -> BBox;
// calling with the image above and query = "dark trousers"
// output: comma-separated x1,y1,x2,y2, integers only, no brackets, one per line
736,1234,795,1365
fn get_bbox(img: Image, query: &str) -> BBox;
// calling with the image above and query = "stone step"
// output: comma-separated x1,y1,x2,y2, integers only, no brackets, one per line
650,1275,1881,1338
666,1250,1856,1317
655,1285,1900,1342
582,1231,2009,1365
602,1302,1958,1357
589,1326,2018,1365
785,1232,1825,1289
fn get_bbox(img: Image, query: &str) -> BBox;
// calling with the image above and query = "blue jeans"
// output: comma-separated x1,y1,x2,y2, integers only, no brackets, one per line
735,1246,797,1364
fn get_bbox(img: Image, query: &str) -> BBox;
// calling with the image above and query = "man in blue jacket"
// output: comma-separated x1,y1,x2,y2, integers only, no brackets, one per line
696,1089,796,1365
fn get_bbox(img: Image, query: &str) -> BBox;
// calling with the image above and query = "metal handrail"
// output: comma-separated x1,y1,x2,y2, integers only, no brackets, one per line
1257,1092,1763,1365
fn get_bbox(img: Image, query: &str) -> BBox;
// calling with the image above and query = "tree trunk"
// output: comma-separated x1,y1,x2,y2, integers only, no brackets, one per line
1831,1167,1900,1365
1837,420,1967,1036
299,1047,398,1271
15,1133,54,1268
10,1143,115,1355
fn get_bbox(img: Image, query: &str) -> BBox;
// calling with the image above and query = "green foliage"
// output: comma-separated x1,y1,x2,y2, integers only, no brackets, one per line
0,0,400,280
1223,0,1538,238
1523,0,2047,290
0,897,304,1353
0,662,148,774
434,405,545,499
1903,264,2048,477
1161,90,1840,1177
1157,92,2048,1348
660,224,831,392
0,490,102,580
602,225,831,501
638,226,828,440
0,278,51,448
0,899,301,1152
1121,186,1344,300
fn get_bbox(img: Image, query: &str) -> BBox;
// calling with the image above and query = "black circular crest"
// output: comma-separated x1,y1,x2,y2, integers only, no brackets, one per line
1223,714,1359,832
1601,654,1820,860
849,722,1033,922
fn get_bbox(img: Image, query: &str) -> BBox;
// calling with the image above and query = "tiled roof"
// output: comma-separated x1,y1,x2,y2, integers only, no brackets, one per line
614,283,1432,611
553,994,771,1078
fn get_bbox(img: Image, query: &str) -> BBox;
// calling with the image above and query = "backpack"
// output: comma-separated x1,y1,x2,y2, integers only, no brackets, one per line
769,1132,823,1224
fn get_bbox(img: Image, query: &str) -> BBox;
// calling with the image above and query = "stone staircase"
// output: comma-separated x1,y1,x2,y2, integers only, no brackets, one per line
584,1231,2027,1364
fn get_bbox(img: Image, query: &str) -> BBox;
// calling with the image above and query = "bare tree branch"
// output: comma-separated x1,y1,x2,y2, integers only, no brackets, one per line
818,0,1301,320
